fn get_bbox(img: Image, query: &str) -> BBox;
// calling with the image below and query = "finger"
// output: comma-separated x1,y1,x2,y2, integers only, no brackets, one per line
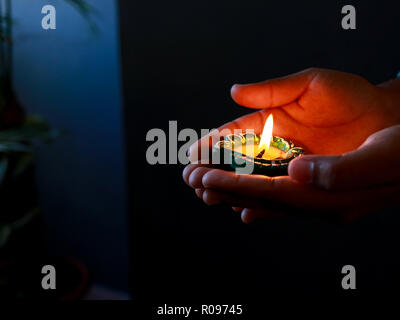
188,166,214,188
201,168,303,201
201,168,400,211
202,189,263,208
202,188,371,224
230,68,317,109
241,208,284,224
195,188,204,199
183,164,198,185
288,125,400,190
183,163,212,186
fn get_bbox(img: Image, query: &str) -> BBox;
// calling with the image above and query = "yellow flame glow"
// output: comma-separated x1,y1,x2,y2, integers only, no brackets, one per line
258,114,273,152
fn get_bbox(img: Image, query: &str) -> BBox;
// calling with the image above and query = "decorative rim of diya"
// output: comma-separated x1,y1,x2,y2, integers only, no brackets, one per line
213,133,304,176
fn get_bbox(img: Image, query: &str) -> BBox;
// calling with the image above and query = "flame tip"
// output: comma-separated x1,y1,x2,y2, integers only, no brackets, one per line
259,114,274,151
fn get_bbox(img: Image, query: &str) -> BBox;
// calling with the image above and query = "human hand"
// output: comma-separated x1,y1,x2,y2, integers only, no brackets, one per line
184,125,400,223
183,68,400,223
190,68,400,158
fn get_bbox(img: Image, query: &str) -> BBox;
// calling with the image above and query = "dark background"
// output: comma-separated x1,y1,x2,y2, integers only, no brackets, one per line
119,0,400,299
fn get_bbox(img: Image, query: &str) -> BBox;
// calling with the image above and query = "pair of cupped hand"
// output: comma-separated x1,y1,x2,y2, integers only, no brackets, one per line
183,68,400,223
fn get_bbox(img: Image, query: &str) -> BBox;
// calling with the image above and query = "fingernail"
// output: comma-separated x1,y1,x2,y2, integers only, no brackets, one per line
230,84,241,95
288,158,315,183
289,157,337,190
313,158,336,190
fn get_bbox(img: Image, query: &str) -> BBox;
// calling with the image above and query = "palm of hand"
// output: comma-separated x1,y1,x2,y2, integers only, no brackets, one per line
231,69,392,155
185,68,400,224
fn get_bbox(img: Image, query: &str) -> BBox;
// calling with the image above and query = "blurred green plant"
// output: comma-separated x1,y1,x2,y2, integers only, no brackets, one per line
0,0,95,249
65,0,99,33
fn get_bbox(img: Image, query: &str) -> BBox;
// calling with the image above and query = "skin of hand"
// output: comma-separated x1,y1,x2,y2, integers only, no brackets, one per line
183,68,400,223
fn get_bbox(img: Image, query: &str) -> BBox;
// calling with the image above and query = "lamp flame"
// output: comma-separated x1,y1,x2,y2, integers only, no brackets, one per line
258,114,273,153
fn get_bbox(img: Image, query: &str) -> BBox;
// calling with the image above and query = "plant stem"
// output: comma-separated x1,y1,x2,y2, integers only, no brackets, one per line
5,0,11,83
0,0,4,79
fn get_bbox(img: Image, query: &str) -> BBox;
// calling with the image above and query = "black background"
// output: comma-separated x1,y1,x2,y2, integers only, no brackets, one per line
119,0,400,299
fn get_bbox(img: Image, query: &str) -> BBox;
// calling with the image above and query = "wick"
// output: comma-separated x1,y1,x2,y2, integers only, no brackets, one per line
256,149,266,158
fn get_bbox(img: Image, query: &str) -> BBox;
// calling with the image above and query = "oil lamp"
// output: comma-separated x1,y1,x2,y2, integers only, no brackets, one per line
213,114,304,176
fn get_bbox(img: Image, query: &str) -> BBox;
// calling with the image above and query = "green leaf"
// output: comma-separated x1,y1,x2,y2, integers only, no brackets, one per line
0,208,40,249
11,207,40,230
0,115,60,146
0,142,31,152
65,0,99,33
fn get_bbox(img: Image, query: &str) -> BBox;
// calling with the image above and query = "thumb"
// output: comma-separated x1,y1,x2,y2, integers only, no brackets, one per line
231,68,318,109
288,126,400,190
